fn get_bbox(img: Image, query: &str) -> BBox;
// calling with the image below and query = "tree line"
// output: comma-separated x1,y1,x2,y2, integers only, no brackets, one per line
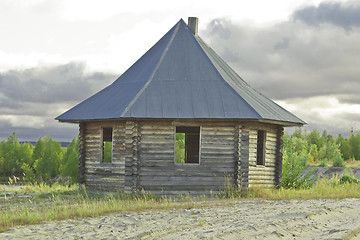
282,128,360,188
0,133,78,184
0,129,359,185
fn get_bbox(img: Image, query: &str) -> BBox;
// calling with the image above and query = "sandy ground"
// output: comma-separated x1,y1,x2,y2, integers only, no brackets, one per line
1,198,360,240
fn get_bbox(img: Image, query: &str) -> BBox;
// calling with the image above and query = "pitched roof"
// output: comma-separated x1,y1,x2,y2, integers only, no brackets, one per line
56,19,305,126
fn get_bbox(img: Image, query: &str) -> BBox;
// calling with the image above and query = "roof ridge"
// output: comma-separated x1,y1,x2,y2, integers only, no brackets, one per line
120,20,181,117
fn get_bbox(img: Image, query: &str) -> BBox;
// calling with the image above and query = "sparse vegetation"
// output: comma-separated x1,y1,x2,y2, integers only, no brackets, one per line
1,129,360,232
1,176,360,233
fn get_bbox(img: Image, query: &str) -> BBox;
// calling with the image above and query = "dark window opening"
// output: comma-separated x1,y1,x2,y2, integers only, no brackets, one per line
175,126,200,164
102,127,113,163
257,130,266,166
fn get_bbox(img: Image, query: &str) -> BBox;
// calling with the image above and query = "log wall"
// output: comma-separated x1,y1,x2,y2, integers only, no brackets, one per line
83,121,126,191
79,122,86,184
138,121,236,195
240,122,281,188
79,120,283,194
275,127,284,187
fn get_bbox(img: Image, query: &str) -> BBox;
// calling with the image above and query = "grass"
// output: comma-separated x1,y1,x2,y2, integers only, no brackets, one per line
250,177,360,200
344,159,360,168
309,159,360,168
0,184,207,233
1,177,360,233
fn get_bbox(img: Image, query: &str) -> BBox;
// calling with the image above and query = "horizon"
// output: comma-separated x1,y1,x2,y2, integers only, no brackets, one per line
1,0,359,141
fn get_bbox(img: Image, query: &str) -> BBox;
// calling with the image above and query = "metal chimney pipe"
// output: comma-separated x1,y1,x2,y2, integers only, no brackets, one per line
188,17,198,36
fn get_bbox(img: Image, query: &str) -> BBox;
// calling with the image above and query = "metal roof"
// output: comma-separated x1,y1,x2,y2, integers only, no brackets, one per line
56,19,305,126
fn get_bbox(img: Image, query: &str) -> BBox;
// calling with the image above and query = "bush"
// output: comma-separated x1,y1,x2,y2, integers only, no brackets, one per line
332,157,345,167
21,163,36,183
319,159,327,167
340,168,359,184
340,175,359,184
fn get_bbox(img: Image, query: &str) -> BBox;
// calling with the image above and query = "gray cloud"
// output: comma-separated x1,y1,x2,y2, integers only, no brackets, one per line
0,62,117,141
202,16,360,101
338,94,360,104
209,18,232,39
0,62,116,104
292,2,360,29
202,12,360,136
0,119,78,142
274,37,290,50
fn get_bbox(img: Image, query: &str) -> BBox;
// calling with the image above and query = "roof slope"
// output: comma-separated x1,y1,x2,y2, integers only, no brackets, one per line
56,19,305,126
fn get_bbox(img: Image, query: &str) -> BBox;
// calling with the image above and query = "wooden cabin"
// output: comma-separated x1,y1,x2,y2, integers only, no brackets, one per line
56,17,304,195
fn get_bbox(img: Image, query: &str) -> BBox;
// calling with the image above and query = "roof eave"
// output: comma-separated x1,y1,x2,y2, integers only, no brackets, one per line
56,117,306,127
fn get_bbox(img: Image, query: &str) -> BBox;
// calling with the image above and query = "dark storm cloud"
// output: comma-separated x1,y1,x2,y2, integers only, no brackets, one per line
0,62,117,141
0,119,78,142
293,2,360,29
202,15,360,101
0,62,116,103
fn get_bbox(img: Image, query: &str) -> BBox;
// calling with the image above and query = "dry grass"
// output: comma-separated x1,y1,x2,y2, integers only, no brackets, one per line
1,178,360,233
0,184,206,233
249,177,360,200
344,160,360,168
309,160,360,168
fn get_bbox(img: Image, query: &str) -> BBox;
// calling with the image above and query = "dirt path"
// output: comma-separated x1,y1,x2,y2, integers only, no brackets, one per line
2,198,360,239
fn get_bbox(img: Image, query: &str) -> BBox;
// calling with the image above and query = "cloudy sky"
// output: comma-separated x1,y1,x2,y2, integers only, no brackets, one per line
0,0,359,141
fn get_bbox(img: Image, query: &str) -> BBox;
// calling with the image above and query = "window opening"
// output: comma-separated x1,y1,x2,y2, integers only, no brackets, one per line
102,127,113,163
175,126,200,164
257,130,266,165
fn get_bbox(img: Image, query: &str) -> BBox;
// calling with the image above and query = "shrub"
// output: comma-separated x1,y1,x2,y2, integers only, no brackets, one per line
332,157,345,167
340,175,359,184
21,163,36,183
340,168,359,184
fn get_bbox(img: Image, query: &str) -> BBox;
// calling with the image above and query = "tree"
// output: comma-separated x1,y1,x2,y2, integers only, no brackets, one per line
61,137,79,183
0,140,5,175
175,133,186,163
336,134,352,160
349,133,360,160
1,133,21,175
34,137,63,181
20,143,34,166
318,140,343,166
282,132,311,188
292,127,305,140
32,137,45,164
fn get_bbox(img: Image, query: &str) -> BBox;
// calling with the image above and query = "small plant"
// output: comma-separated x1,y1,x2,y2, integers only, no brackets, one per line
340,168,359,184
332,157,345,167
340,175,359,184
319,159,327,167
8,176,20,185
198,217,204,226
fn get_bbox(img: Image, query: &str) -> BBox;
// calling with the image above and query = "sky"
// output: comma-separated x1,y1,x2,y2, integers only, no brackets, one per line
0,0,359,141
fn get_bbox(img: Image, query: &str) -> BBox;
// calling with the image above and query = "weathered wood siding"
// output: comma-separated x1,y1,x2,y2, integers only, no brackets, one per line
79,122,86,184
83,121,126,191
79,120,284,194
237,124,249,189
124,121,139,193
275,127,284,187
240,123,281,188
138,121,236,195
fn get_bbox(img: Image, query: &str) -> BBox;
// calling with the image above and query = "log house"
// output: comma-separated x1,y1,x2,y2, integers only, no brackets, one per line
56,17,305,195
